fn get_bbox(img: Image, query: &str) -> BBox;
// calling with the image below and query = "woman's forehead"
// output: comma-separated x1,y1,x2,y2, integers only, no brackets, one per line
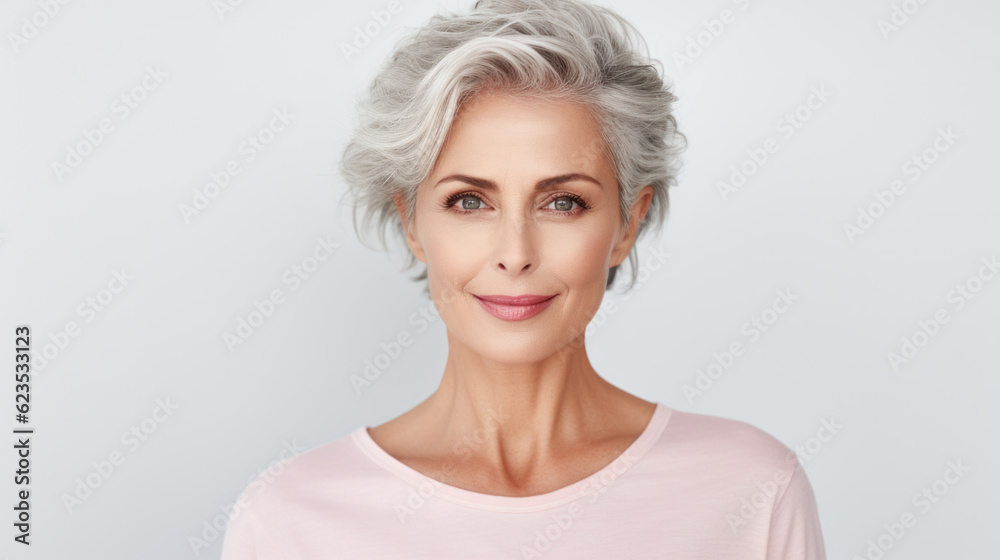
442,94,608,165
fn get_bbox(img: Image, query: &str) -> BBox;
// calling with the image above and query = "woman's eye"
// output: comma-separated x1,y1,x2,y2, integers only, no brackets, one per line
460,196,484,210
549,196,579,212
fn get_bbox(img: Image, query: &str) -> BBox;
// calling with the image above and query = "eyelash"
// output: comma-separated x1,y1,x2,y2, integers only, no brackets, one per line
442,191,591,216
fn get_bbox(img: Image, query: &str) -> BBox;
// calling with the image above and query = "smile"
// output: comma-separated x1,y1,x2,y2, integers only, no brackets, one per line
473,294,557,321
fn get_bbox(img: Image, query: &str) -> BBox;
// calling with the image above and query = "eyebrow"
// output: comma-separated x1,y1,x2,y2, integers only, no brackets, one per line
433,173,603,191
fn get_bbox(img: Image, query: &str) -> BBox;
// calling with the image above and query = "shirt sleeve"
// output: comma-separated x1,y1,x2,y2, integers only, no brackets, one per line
765,461,827,560
220,503,286,560
219,505,259,560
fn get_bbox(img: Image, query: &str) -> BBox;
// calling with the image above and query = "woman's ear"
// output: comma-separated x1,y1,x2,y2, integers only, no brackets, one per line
610,185,653,268
394,191,427,263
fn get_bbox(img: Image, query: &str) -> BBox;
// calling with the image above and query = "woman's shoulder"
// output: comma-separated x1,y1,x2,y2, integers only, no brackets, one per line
228,427,377,517
651,405,801,476
220,428,385,558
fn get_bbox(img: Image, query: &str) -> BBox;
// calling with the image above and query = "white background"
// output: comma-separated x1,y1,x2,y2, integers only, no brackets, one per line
2,0,998,558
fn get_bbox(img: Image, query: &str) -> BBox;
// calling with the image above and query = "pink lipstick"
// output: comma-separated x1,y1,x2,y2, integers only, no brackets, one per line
474,294,557,321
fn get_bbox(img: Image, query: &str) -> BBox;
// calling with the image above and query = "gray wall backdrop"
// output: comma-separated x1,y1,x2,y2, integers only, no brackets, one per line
2,0,998,558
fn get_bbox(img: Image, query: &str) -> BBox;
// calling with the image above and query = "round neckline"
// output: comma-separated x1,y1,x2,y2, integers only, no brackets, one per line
351,402,672,513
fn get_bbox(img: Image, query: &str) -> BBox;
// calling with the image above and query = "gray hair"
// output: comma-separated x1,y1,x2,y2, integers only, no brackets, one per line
338,0,686,298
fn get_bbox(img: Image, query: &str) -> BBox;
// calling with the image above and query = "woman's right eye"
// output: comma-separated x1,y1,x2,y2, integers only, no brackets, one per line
459,195,484,210
445,193,488,213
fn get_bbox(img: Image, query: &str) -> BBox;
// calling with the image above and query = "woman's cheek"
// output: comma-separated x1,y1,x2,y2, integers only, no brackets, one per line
545,227,612,284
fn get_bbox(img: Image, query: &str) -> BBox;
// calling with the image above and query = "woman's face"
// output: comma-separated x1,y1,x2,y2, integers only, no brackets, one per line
397,91,653,364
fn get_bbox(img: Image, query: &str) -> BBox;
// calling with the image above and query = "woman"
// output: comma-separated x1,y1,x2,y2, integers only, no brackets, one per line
222,1,827,558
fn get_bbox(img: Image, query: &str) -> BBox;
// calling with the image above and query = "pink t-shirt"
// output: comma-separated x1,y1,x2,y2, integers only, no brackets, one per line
220,403,827,559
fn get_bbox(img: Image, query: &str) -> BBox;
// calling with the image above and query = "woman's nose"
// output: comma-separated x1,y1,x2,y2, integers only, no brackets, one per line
491,213,537,275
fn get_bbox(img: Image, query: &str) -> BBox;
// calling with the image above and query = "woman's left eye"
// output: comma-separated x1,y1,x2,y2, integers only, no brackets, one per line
548,196,581,212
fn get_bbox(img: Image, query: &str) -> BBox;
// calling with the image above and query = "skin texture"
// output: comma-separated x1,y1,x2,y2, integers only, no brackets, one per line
370,91,657,497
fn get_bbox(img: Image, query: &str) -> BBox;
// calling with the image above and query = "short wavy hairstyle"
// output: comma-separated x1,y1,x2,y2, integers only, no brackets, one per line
339,0,686,299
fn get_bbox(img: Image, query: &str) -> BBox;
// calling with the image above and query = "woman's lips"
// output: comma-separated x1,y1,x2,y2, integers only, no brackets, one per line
474,294,557,321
